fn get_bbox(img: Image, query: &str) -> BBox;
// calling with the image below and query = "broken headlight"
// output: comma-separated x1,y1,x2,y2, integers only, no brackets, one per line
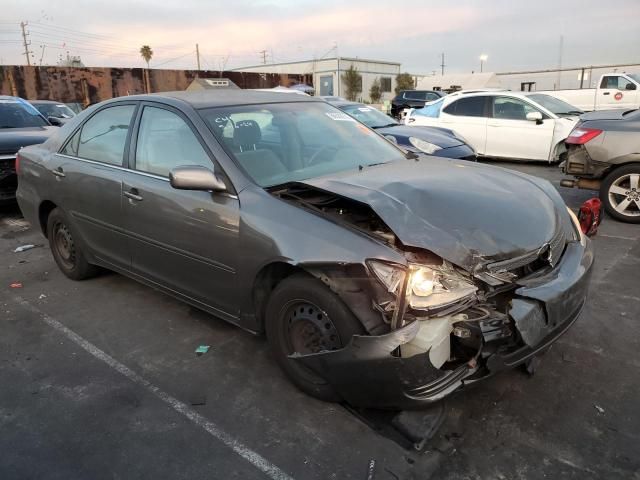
408,137,442,155
367,260,477,311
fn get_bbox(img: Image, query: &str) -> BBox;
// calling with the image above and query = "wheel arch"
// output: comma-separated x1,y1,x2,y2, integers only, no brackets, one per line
38,200,58,238
251,260,386,335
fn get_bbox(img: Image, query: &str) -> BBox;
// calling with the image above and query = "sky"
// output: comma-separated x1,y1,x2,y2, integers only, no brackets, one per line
1,0,639,74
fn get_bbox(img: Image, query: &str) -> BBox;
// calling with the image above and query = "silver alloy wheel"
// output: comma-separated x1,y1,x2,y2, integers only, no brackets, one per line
608,173,640,217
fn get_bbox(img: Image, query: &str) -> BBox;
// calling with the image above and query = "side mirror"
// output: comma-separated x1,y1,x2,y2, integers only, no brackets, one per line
47,116,63,126
526,111,543,122
169,165,227,192
625,83,637,91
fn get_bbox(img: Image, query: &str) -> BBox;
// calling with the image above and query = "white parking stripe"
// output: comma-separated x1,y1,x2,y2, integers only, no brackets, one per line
14,296,295,480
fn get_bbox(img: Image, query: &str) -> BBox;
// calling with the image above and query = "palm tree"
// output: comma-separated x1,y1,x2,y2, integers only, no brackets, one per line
139,45,153,93
140,45,153,68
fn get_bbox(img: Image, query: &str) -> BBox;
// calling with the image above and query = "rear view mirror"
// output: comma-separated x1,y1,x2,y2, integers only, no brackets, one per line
526,111,543,122
169,165,226,192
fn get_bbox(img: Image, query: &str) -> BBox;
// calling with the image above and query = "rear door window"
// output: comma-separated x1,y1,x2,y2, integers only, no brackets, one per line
443,97,487,117
75,105,136,165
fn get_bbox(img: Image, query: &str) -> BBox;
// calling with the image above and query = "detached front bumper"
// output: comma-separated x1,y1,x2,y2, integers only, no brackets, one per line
293,238,594,409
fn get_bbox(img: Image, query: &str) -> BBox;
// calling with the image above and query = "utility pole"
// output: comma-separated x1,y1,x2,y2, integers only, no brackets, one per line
195,43,201,70
259,50,268,64
440,53,445,76
39,45,46,66
20,21,32,66
556,35,564,90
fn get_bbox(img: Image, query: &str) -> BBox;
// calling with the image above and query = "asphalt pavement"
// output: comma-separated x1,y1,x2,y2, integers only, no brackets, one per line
1,160,638,480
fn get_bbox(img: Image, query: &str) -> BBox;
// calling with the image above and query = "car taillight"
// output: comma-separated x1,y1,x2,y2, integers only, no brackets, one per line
15,153,20,175
566,127,602,145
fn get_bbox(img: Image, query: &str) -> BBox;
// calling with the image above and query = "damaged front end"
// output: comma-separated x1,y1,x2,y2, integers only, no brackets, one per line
280,184,594,409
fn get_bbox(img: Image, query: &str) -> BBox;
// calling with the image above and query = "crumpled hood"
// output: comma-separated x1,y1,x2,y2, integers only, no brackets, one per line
301,157,560,270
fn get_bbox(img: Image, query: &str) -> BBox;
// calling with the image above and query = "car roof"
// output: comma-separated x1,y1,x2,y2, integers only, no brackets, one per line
113,90,324,109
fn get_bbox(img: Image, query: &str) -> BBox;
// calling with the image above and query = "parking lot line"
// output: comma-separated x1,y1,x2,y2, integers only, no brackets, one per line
12,295,295,480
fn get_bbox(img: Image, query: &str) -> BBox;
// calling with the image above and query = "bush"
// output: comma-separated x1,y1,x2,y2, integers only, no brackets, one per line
395,73,415,95
342,65,362,101
369,78,382,103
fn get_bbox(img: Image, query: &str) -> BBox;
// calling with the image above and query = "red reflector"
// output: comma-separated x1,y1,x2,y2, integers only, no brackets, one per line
15,152,20,175
566,127,603,145
578,197,602,236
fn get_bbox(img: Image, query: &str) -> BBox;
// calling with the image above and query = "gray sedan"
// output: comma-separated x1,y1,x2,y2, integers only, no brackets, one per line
17,91,593,409
561,108,640,223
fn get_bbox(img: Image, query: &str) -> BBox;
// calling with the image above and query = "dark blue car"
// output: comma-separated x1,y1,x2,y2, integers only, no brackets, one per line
329,100,476,161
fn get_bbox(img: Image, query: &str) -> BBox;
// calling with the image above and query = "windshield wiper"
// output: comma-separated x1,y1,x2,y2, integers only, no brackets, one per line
372,123,399,129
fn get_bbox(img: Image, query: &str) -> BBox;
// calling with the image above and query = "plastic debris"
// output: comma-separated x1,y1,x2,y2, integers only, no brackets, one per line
10,282,23,288
39,294,47,299
14,244,38,253
195,345,210,355
366,460,376,480
594,404,605,415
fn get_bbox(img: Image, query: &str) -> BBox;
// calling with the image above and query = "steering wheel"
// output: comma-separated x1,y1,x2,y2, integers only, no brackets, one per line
307,145,337,166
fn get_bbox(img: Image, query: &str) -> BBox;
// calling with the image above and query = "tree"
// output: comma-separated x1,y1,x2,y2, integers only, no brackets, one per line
369,77,382,103
341,65,362,102
395,72,415,95
139,45,153,68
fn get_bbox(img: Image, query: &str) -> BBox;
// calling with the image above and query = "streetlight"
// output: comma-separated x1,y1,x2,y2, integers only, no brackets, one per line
479,54,488,73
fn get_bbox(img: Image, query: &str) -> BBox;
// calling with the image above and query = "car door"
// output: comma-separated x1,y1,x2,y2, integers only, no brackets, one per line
121,103,240,319
438,96,489,154
485,96,555,161
52,103,137,269
597,75,638,110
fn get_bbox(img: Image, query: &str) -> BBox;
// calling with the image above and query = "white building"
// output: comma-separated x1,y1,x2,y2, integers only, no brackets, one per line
233,57,401,102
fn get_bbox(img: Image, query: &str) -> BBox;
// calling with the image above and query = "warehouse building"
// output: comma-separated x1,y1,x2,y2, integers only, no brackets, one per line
233,57,401,102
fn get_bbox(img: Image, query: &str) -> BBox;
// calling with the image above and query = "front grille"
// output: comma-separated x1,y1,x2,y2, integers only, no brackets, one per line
0,157,16,176
487,226,566,278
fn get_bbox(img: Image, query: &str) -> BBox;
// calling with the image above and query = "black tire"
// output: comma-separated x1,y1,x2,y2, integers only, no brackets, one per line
599,164,640,223
47,208,99,280
265,273,365,402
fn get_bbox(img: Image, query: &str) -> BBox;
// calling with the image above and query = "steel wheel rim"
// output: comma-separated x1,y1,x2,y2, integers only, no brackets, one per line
53,221,76,269
284,301,341,355
608,173,640,217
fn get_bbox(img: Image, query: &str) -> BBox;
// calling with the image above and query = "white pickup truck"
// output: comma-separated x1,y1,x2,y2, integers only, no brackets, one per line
542,73,640,111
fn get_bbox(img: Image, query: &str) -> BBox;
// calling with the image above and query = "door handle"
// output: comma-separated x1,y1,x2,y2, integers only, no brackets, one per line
51,167,65,178
123,189,143,202
603,92,610,95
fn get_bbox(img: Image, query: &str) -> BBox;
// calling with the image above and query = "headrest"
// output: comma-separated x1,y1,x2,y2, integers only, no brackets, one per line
233,120,261,148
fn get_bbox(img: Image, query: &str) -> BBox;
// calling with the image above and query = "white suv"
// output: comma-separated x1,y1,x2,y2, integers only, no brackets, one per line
405,90,582,162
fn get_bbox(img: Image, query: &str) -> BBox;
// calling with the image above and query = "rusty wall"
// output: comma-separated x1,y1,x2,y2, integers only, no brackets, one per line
0,66,311,105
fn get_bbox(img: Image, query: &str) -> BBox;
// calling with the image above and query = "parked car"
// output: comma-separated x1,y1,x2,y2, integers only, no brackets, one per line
65,102,85,114
542,73,640,112
327,100,476,160
405,90,582,162
17,91,593,409
29,100,77,126
560,108,640,223
0,96,56,204
391,90,445,119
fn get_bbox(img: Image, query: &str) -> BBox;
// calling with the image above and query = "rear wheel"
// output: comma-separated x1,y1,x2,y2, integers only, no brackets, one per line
265,274,365,402
600,164,640,223
47,208,99,280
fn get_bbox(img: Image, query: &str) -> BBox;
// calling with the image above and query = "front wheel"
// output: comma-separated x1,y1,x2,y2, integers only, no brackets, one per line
265,274,365,402
600,164,640,223
47,208,99,280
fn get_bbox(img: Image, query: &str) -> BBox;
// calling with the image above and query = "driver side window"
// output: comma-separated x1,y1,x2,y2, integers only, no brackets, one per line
492,97,542,121
135,106,212,177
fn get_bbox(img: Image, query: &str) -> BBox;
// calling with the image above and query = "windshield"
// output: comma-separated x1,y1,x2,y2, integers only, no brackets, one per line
34,103,76,119
413,98,444,118
526,93,583,116
0,99,49,128
628,74,640,83
339,104,398,128
200,102,405,187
